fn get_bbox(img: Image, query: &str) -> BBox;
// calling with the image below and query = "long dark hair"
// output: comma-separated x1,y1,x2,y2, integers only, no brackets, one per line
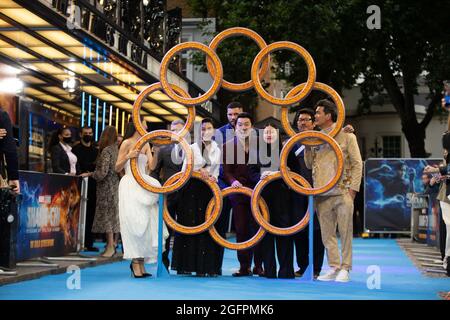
199,118,215,165
97,126,118,157
442,132,450,163
48,127,70,150
123,121,137,141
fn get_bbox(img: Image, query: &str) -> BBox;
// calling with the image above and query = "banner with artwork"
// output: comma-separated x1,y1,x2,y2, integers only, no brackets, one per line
16,171,82,261
364,158,443,233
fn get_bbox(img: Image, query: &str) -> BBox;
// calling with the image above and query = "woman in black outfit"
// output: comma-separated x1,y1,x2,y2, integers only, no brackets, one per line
257,123,295,279
424,131,450,276
49,127,79,175
171,118,223,277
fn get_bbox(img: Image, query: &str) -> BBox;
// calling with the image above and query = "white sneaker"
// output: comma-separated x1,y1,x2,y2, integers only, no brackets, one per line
335,269,350,282
317,268,340,281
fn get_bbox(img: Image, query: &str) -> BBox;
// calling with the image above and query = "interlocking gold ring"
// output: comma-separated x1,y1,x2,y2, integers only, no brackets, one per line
162,171,223,235
130,130,194,194
160,42,223,106
206,27,270,92
251,41,316,106
280,82,345,142
279,131,344,195
251,171,311,236
129,27,349,253
207,187,270,250
132,82,195,144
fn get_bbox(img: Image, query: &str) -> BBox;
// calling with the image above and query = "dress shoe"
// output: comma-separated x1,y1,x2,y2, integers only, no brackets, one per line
177,270,192,275
252,266,264,276
232,270,253,277
294,270,304,277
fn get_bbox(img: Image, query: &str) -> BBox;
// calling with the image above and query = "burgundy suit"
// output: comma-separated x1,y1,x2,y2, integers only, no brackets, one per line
223,136,263,272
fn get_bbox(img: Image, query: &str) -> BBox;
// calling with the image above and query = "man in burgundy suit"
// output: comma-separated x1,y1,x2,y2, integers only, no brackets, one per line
222,112,263,277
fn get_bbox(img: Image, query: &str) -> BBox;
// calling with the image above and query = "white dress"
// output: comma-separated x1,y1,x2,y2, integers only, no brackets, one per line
118,153,169,263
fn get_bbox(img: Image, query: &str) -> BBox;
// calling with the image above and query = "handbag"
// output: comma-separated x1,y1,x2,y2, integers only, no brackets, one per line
0,153,8,188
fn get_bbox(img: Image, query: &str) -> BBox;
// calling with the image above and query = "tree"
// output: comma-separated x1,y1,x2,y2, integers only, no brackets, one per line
188,0,450,157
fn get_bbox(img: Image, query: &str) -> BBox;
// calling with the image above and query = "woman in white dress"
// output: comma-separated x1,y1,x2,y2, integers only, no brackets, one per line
115,120,169,278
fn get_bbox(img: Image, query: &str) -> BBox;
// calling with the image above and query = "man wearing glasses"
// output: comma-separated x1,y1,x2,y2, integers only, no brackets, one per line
287,108,324,278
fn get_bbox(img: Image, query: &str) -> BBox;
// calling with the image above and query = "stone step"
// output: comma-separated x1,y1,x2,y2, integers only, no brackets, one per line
418,257,443,263
421,263,444,268
425,268,447,274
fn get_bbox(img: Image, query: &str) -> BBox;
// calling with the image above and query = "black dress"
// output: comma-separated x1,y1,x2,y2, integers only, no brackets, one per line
171,178,222,275
257,141,295,278
171,143,222,276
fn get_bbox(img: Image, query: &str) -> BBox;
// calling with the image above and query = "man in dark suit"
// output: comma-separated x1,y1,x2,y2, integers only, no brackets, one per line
223,112,262,276
151,120,185,269
0,109,19,193
287,108,325,278
214,102,244,274
72,126,98,252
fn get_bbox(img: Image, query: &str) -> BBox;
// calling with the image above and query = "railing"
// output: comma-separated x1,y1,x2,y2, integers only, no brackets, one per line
48,0,221,120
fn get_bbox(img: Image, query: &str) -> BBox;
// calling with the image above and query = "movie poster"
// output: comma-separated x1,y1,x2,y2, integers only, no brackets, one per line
28,113,46,172
427,197,440,246
16,171,82,261
364,158,443,233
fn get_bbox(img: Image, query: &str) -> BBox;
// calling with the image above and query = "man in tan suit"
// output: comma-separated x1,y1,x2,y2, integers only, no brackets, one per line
305,99,363,282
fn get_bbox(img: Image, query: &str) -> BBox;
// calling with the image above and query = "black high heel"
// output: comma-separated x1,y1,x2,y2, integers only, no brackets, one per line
129,262,145,278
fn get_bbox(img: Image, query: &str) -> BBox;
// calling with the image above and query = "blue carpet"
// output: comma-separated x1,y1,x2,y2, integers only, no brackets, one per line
0,239,449,300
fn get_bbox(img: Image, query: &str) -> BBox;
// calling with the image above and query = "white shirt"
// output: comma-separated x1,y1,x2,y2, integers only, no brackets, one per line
60,142,77,175
182,141,221,179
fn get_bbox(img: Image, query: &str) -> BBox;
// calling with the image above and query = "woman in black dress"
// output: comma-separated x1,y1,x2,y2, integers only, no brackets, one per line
171,118,222,277
257,124,295,279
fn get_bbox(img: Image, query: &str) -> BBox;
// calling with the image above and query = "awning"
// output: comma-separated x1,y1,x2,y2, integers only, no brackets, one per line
0,0,212,136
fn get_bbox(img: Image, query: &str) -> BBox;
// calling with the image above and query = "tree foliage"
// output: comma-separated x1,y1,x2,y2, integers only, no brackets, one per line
188,0,450,157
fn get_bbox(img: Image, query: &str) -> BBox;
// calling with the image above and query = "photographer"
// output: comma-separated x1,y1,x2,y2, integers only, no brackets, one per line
423,90,450,276
0,108,19,193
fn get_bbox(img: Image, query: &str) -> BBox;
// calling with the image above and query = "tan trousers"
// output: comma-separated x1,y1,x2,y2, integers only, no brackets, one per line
315,193,354,271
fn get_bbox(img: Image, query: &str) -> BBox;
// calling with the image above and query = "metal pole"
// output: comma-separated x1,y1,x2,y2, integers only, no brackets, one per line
305,195,315,281
78,177,89,252
156,194,169,277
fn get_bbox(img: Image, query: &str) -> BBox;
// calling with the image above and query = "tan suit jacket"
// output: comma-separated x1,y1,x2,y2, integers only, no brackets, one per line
305,124,363,197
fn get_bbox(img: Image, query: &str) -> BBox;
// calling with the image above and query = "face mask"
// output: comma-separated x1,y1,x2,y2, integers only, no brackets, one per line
82,135,92,143
63,137,72,144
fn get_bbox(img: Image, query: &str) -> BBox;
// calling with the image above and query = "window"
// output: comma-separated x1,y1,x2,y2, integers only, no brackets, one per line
180,35,193,80
382,136,401,158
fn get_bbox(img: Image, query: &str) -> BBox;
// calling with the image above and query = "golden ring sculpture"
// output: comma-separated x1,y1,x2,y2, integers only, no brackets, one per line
132,82,195,144
130,130,194,194
206,187,270,250
160,42,223,106
280,82,345,143
127,27,346,241
251,171,312,236
251,41,316,106
279,131,344,196
162,171,223,235
206,27,270,92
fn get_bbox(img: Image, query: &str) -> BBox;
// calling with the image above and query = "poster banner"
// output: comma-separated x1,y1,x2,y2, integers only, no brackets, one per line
427,197,440,247
364,158,443,233
17,171,82,261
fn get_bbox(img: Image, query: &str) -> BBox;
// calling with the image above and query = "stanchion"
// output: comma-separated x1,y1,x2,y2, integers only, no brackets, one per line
156,194,169,278
304,195,315,281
